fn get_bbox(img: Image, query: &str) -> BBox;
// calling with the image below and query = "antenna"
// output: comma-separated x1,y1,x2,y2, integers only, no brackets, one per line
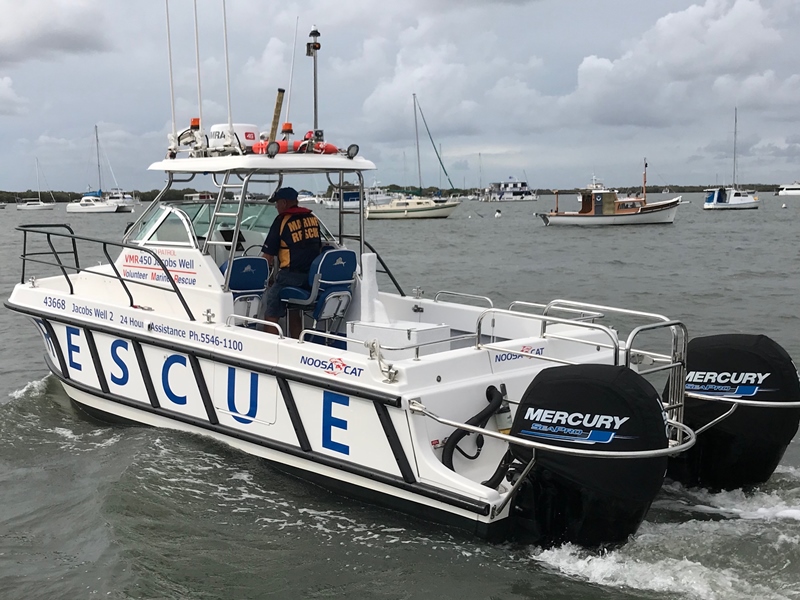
282,16,300,140
307,25,322,136
164,0,177,153
221,0,235,148
192,0,205,148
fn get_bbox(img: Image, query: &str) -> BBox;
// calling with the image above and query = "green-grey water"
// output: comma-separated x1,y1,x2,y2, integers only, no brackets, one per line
2,193,800,599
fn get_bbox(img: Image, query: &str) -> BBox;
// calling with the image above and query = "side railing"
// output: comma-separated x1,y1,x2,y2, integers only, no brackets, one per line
17,224,196,321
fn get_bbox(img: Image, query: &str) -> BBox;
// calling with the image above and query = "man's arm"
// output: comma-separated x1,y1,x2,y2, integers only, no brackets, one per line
261,252,276,285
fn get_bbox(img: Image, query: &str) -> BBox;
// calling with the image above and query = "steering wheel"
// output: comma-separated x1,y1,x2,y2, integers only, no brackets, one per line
243,244,262,256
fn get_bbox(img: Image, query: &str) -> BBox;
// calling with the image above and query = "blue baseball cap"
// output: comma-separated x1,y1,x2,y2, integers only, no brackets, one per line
270,187,299,202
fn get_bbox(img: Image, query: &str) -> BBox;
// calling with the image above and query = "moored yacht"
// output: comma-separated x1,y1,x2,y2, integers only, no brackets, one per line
776,182,800,196
365,195,459,219
482,177,538,202
702,187,758,210
16,158,56,210
66,191,120,213
105,188,137,212
704,109,758,211
7,17,800,551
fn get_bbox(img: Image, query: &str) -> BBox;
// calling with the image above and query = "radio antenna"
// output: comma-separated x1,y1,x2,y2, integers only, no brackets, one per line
192,0,205,148
164,0,177,152
221,0,235,148
282,16,300,139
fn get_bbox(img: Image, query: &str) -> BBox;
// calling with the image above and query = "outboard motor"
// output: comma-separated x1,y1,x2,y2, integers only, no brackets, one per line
667,334,800,490
508,364,668,548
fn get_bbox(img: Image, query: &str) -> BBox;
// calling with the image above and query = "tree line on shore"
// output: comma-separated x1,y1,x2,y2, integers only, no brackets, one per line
0,183,786,205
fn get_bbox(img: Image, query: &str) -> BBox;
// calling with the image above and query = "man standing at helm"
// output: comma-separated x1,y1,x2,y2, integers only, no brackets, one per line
259,186,321,336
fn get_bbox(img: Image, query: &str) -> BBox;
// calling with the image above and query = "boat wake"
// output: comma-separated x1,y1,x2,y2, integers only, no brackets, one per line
531,540,794,600
530,469,800,598
654,470,800,521
5,375,50,403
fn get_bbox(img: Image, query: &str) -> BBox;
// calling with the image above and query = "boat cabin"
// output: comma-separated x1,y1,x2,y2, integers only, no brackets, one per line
577,190,644,215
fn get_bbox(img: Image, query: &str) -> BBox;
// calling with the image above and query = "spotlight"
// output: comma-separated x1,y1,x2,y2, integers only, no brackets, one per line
267,141,280,158
346,144,359,159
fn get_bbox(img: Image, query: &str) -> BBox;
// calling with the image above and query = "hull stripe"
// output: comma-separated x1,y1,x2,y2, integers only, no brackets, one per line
277,377,312,452
43,353,491,517
83,328,109,394
6,301,402,407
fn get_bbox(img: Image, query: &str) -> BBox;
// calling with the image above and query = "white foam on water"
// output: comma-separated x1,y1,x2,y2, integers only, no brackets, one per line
531,542,792,600
660,480,800,522
7,375,49,400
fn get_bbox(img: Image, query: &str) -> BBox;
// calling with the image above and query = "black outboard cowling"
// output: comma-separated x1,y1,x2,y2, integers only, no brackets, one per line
508,364,668,548
667,334,800,490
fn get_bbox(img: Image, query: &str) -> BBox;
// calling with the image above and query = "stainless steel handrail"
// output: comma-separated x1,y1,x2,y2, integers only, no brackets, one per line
409,400,696,459
686,390,800,408
17,225,197,321
508,300,604,322
434,291,493,307
474,308,621,363
225,314,284,337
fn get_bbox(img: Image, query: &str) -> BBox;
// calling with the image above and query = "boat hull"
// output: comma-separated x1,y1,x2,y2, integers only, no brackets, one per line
16,203,55,211
481,194,538,202
702,202,758,210
10,301,504,539
366,203,459,219
66,204,120,213
538,202,678,226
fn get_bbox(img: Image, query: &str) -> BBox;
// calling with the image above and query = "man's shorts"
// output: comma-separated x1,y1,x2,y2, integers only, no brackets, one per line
261,270,310,318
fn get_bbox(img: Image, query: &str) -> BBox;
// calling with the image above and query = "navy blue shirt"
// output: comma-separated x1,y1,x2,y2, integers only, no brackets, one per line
261,206,321,272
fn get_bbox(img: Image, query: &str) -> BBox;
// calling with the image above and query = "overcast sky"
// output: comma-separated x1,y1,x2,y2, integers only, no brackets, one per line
1,0,799,194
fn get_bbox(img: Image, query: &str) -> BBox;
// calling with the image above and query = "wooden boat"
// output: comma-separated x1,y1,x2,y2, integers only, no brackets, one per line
537,160,680,226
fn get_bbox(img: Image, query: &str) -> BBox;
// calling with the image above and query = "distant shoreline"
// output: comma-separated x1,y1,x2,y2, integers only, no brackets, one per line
0,183,791,204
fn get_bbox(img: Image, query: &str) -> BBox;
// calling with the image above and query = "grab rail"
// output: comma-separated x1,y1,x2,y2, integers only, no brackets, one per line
20,224,80,291
434,291,493,307
409,400,696,459
17,224,196,321
508,300,603,322
475,308,621,363
685,390,800,409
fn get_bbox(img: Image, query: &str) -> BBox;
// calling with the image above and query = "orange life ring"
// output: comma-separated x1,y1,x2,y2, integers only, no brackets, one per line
252,139,339,155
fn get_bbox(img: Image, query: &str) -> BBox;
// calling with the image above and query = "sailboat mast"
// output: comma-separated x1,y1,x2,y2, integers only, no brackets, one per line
413,94,422,194
95,125,102,191
36,158,41,202
642,157,647,204
732,107,738,189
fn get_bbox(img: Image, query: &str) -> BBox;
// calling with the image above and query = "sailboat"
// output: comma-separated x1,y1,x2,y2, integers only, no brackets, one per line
16,158,56,211
703,108,758,210
365,94,459,220
66,126,120,214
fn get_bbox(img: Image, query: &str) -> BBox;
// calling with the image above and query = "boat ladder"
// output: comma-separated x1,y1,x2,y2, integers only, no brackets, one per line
201,171,251,292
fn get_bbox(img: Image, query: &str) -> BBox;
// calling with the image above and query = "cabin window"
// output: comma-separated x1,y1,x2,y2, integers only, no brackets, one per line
150,210,195,245
128,205,196,247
